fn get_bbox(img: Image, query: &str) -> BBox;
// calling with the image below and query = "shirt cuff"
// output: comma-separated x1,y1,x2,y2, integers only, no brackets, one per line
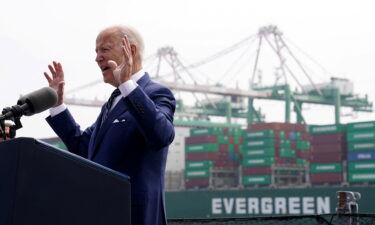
119,80,138,97
50,104,67,117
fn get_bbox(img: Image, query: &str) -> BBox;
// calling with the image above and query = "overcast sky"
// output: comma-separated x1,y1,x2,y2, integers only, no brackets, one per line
1,0,374,138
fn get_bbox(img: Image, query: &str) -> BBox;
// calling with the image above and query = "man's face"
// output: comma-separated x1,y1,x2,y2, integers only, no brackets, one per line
95,32,123,86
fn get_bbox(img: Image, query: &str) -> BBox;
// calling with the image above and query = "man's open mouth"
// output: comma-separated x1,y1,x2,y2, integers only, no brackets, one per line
101,66,110,72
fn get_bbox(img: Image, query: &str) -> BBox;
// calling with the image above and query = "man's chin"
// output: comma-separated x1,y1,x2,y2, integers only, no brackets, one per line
102,72,112,83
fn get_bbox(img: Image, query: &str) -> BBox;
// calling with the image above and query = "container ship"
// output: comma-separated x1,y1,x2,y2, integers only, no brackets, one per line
40,120,375,219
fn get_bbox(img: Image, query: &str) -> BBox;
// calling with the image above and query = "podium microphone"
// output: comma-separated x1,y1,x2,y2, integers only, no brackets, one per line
0,87,58,121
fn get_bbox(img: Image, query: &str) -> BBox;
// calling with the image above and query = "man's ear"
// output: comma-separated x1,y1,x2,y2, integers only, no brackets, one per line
130,44,137,57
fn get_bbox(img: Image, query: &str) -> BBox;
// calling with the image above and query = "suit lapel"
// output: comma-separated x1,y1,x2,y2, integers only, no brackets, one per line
90,102,128,159
90,73,151,159
88,106,105,159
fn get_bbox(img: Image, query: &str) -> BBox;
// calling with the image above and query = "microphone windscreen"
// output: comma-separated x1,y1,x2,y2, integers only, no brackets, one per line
17,87,58,116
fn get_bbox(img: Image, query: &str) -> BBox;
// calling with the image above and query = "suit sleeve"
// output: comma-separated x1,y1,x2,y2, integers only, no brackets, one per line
46,109,95,158
123,85,175,150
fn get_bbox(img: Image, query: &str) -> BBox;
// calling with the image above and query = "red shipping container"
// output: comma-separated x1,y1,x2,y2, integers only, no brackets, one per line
310,152,345,163
219,144,229,151
290,141,296,149
234,145,240,153
300,132,311,141
296,150,310,159
228,136,234,144
185,178,210,187
294,124,307,132
185,135,219,145
239,136,243,144
311,143,346,153
247,123,306,132
242,166,272,175
310,133,345,144
310,172,343,183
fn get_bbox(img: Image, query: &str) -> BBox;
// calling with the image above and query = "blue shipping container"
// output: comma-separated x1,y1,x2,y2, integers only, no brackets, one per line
348,151,375,161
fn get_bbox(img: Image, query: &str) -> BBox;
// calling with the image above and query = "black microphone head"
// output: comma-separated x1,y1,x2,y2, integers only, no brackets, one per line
17,87,58,116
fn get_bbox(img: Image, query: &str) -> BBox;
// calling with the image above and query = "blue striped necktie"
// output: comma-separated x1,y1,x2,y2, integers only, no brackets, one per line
100,88,121,127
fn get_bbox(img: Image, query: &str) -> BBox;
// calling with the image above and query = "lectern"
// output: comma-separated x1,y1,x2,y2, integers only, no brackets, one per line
0,137,131,225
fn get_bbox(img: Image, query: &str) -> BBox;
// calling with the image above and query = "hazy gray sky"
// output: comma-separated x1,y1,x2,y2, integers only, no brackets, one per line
1,0,374,138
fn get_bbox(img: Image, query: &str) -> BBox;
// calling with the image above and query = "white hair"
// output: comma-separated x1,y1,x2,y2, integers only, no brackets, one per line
99,25,145,59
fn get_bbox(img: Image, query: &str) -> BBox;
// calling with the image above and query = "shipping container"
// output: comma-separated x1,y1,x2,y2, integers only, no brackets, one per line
242,139,276,149
308,124,346,134
348,141,375,152
348,151,375,161
242,166,272,175
348,161,375,172
296,150,310,159
296,158,308,166
279,148,296,158
311,143,346,153
310,152,345,163
186,161,213,169
190,127,223,136
310,172,343,183
296,141,310,150
347,121,375,132
348,172,375,182
184,177,210,187
242,157,275,167
247,122,306,132
242,175,271,185
347,130,375,142
310,163,342,173
185,135,228,145
185,168,210,178
310,133,345,144
185,143,219,153
242,129,275,140
241,148,276,157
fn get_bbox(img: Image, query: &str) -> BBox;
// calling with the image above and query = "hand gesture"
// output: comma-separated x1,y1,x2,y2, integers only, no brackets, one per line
44,61,65,107
108,36,134,85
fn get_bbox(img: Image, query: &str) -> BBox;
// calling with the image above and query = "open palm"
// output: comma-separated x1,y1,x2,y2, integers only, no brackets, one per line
44,61,65,106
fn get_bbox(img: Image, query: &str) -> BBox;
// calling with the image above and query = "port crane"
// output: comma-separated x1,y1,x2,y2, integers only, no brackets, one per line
64,25,372,127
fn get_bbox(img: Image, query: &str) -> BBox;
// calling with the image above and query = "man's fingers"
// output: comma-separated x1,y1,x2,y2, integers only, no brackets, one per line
57,62,64,75
108,60,118,71
44,72,52,83
48,65,56,78
122,37,133,66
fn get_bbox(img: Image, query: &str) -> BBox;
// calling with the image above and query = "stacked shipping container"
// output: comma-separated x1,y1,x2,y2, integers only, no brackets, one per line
183,121,375,189
184,127,242,189
309,124,347,184
346,121,375,183
241,123,308,186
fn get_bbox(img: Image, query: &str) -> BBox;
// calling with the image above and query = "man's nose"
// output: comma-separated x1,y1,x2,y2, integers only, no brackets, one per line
95,53,103,62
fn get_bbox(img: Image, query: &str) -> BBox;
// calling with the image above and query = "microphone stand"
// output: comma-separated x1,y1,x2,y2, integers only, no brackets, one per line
0,106,22,140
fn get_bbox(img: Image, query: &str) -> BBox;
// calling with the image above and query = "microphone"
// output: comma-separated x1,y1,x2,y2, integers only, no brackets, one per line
0,87,58,121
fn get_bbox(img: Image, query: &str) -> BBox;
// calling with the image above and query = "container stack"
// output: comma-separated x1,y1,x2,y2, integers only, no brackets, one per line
241,123,307,186
184,127,241,189
309,124,347,185
346,121,375,184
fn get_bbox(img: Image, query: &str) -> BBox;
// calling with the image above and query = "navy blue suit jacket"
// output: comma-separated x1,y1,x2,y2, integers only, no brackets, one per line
46,73,175,225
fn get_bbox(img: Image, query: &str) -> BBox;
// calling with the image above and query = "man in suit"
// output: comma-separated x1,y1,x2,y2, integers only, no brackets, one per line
44,25,175,225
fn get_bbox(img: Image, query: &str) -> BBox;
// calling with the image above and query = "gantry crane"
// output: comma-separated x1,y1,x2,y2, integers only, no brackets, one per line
64,25,372,127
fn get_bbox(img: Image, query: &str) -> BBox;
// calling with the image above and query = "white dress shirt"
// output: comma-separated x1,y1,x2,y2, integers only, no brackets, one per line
50,69,145,117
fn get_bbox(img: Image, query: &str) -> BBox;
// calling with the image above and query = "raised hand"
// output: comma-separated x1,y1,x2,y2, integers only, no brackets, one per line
44,61,65,107
108,35,134,85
